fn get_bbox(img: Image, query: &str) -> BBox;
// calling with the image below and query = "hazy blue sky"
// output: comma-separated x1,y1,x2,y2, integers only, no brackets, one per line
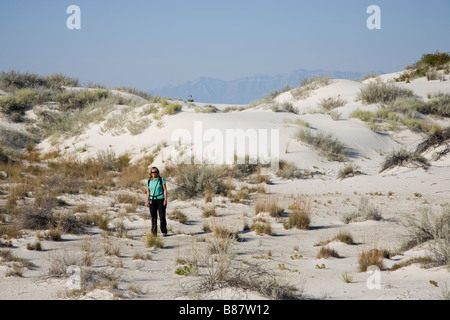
1,0,449,92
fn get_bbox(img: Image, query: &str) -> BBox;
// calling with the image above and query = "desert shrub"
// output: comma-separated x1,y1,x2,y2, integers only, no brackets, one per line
168,209,188,224
254,195,284,217
400,206,449,265
340,197,382,224
337,163,363,180
146,233,164,249
386,97,424,118
288,209,311,230
272,102,298,114
168,164,227,200
114,86,159,102
316,246,340,259
380,148,430,172
357,82,414,105
164,102,182,115
358,249,385,272
395,51,450,82
295,128,347,162
417,93,450,117
194,104,219,113
56,89,110,111
291,75,332,100
332,230,354,245
232,155,259,178
0,71,78,92
417,51,450,68
276,160,302,179
0,88,36,121
415,126,450,160
0,128,36,150
319,96,347,110
251,218,272,236
284,197,311,230
216,262,302,299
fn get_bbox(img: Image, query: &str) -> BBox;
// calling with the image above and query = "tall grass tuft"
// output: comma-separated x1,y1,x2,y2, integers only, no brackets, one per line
295,128,347,162
357,82,414,105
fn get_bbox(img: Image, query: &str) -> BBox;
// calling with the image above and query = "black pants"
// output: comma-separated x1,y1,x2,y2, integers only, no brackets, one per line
149,199,167,235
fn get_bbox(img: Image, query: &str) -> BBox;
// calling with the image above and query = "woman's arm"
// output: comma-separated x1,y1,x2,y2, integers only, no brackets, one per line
163,183,167,206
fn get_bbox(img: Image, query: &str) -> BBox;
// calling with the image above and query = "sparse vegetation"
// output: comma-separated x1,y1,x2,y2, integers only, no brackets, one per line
380,148,430,172
295,128,348,162
337,163,363,180
358,248,385,272
316,246,340,259
285,197,311,230
357,82,414,105
319,96,347,110
340,197,382,224
291,75,332,100
400,206,449,266
395,51,450,82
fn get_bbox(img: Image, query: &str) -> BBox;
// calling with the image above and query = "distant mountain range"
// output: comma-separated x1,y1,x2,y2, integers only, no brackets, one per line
151,69,384,104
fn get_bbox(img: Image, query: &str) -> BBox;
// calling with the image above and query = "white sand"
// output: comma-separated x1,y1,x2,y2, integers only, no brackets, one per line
1,73,449,300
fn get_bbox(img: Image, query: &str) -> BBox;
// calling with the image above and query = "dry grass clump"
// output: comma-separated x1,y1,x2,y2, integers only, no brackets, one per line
168,209,188,224
166,163,227,200
284,196,311,230
400,206,449,266
415,126,450,161
358,248,386,272
202,205,217,218
254,195,284,217
146,233,164,249
333,230,355,245
291,75,332,100
319,96,347,110
251,217,272,236
276,160,303,179
295,128,347,162
340,197,382,224
380,148,430,172
337,163,363,180
0,249,36,277
316,246,340,259
357,82,414,105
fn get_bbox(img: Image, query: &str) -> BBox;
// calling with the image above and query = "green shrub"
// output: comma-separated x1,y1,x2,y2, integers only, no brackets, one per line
417,93,450,117
168,164,227,200
0,88,36,121
56,89,110,111
164,102,182,115
357,82,414,105
0,70,78,92
295,128,347,162
396,51,450,82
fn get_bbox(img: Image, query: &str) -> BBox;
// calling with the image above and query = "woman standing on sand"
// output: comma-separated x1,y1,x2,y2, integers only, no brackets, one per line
146,167,168,236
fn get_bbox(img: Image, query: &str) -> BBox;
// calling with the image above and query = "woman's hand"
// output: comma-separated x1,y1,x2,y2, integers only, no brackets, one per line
163,199,167,207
